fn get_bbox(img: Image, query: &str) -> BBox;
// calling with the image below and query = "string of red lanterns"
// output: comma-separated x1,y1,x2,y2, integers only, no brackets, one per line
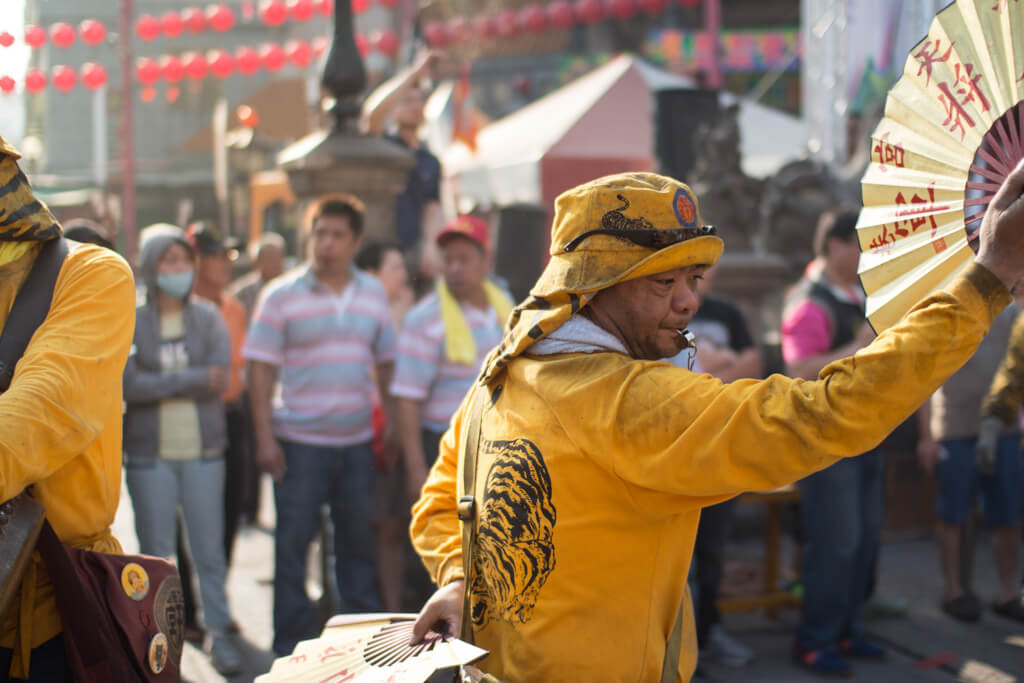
1,35,336,94
6,0,698,50
2,0,707,93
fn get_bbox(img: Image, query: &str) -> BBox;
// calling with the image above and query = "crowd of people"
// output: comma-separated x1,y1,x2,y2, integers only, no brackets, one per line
3,56,1024,682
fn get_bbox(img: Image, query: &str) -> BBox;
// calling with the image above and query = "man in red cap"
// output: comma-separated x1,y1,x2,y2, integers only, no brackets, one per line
390,215,512,607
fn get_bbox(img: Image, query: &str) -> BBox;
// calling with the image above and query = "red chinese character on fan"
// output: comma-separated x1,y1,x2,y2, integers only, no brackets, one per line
895,186,941,234
873,133,905,173
952,62,991,113
936,81,976,141
872,224,897,250
914,39,953,86
991,0,1019,12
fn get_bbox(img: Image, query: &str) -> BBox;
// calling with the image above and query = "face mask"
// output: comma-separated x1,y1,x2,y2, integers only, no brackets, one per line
155,270,194,298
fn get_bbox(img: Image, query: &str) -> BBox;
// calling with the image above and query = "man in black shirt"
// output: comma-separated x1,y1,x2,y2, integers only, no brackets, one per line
361,50,443,287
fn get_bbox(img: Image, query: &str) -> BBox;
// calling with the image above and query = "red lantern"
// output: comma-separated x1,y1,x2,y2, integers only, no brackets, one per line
574,0,604,24
260,0,288,25
24,26,46,48
286,39,313,68
237,104,260,128
160,55,184,82
355,33,368,57
141,87,157,102
182,7,207,33
547,0,575,28
260,43,286,71
136,14,161,41
352,0,369,13
447,17,471,44
288,0,315,22
50,22,76,48
207,4,236,32
424,22,448,48
638,0,667,14
166,86,180,103
371,30,398,57
183,51,209,79
24,69,45,92
318,0,335,14
136,57,161,85
312,36,329,56
520,5,547,33
160,11,183,38
496,10,520,39
209,49,235,78
79,20,106,46
608,0,636,20
82,63,108,90
0,76,14,94
0,32,14,48
52,65,76,92
236,46,261,75
473,15,498,40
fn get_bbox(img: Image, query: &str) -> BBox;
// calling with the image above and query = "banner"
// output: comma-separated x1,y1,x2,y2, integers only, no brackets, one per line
646,28,801,74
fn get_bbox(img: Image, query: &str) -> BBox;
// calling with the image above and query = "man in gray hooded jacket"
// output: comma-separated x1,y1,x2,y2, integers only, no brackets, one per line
122,223,241,675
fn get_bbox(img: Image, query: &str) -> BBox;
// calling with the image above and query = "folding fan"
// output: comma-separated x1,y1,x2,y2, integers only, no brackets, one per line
255,613,488,682
858,0,1024,331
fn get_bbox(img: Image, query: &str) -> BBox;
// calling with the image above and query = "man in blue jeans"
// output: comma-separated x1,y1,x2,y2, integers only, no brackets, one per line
782,209,882,677
244,195,398,655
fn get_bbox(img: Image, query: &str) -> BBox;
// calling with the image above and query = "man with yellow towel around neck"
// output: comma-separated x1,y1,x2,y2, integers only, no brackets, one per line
391,215,512,607
408,167,1024,682
0,135,135,678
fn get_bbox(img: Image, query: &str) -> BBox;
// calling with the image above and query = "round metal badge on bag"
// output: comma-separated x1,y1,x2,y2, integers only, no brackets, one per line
148,632,169,674
121,562,150,601
152,574,185,670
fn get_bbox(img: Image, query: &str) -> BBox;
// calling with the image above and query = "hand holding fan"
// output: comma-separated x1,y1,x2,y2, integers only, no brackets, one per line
858,0,1024,331
255,613,487,682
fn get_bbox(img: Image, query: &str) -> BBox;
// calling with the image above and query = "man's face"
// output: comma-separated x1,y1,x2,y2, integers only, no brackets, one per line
441,237,488,300
826,235,861,284
197,250,232,291
310,214,361,275
396,87,426,129
590,266,707,360
258,245,284,281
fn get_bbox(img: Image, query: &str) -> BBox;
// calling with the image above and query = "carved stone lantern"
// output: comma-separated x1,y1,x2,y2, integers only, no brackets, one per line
277,0,413,241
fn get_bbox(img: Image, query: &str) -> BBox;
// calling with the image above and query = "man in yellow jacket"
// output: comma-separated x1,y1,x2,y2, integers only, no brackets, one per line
0,136,135,678
409,167,1024,682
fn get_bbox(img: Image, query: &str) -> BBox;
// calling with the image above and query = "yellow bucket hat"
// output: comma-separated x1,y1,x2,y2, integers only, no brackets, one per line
479,171,723,386
0,134,61,243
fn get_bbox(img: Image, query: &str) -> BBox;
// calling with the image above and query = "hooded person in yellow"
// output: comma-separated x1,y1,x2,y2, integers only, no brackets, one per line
0,136,135,678
409,168,1024,682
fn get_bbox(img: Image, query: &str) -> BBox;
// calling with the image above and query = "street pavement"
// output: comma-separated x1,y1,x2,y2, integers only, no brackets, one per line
112,477,1024,683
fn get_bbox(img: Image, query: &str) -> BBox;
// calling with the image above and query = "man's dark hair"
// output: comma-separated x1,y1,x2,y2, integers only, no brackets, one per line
355,241,402,272
63,218,113,250
813,208,860,257
308,194,365,236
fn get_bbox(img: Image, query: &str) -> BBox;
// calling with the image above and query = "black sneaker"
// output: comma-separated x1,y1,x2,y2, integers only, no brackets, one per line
942,594,981,622
993,596,1024,623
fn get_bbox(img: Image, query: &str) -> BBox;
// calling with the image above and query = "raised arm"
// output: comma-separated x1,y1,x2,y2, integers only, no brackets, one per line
360,50,438,136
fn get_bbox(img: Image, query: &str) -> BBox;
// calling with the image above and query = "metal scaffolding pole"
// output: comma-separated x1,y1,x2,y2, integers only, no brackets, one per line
119,0,137,264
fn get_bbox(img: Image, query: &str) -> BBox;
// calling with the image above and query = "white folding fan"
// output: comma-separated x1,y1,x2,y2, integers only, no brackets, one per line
255,613,487,682
858,0,1024,331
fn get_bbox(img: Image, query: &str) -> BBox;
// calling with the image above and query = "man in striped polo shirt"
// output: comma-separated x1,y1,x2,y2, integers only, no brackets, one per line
244,195,398,656
391,216,512,605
